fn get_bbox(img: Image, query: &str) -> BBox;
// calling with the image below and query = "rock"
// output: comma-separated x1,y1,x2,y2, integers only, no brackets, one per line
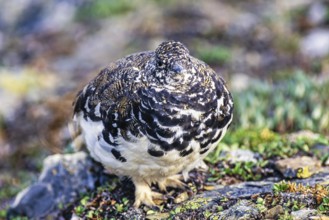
291,209,318,220
220,149,258,163
146,212,170,220
203,181,274,200
119,207,145,220
307,2,328,26
7,183,55,218
311,144,329,166
218,200,261,220
8,155,329,219
275,156,322,178
301,28,329,58
264,205,284,219
7,152,102,219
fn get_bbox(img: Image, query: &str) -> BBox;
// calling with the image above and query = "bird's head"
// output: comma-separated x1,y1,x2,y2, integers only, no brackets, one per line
154,41,193,85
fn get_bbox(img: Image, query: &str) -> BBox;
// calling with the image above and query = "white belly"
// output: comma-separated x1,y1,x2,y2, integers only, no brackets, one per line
76,113,229,181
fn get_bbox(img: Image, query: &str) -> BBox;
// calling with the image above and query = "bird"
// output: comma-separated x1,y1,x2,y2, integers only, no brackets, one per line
73,41,233,208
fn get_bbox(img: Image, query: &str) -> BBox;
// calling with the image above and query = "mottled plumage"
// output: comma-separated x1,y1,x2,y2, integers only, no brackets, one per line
73,41,233,207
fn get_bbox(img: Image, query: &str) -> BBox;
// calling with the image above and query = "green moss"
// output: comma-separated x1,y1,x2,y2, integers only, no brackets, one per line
0,209,7,219
171,197,210,216
0,171,34,203
195,45,231,65
214,128,327,159
76,0,135,21
206,126,328,181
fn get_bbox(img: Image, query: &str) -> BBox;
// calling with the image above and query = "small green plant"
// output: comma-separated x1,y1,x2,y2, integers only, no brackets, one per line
291,200,305,211
75,205,85,216
318,197,329,212
203,209,212,218
256,197,267,212
273,181,289,194
278,211,293,220
224,161,263,181
233,71,329,134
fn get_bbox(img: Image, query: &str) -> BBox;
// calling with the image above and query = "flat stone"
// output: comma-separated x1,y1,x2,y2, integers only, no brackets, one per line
291,209,318,220
218,200,261,220
275,156,322,178
7,152,102,219
7,183,55,219
194,171,329,210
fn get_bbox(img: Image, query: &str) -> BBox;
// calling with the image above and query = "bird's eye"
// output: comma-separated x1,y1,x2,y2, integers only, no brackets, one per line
157,60,164,67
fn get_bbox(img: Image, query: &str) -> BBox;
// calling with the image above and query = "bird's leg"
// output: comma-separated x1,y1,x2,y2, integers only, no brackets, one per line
132,178,163,208
157,174,186,192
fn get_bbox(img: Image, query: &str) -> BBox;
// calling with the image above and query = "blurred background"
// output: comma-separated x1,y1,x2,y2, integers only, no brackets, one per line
1,0,329,215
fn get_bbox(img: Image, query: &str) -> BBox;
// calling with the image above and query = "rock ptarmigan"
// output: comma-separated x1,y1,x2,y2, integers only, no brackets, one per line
73,41,233,207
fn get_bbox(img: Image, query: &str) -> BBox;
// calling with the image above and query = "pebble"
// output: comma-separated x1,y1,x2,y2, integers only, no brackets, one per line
275,156,322,178
264,205,284,219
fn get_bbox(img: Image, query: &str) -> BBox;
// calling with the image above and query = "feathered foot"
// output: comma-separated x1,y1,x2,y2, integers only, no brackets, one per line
133,178,163,208
196,160,209,171
157,174,186,192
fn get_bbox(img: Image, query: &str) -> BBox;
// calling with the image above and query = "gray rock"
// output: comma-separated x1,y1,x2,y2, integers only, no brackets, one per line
291,209,318,220
301,28,329,58
218,200,261,220
311,144,329,166
220,149,258,163
203,181,274,201
8,183,55,218
7,152,101,219
7,151,329,219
